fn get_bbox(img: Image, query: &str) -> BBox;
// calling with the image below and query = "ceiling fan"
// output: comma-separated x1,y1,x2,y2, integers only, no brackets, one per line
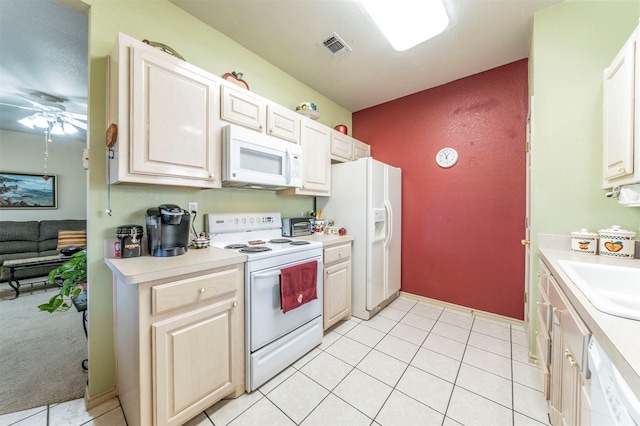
0,91,87,136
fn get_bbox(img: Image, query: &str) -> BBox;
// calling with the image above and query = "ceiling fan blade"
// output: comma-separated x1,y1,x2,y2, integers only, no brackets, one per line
61,110,87,120
0,102,40,112
63,116,87,131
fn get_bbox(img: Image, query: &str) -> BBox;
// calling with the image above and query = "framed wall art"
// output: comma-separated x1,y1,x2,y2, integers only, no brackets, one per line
0,172,57,209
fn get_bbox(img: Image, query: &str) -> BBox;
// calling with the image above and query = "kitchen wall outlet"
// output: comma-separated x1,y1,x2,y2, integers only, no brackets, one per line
188,202,198,214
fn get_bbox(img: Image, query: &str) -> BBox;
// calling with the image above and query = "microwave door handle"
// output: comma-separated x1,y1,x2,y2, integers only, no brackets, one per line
285,147,293,184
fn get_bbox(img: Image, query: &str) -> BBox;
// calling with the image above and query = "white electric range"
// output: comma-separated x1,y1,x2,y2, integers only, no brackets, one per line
206,212,323,392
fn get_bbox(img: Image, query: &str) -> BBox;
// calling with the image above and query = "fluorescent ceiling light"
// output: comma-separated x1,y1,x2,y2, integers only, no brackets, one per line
360,0,449,51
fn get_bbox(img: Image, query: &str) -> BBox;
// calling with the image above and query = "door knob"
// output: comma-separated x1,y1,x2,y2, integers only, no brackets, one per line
521,239,530,246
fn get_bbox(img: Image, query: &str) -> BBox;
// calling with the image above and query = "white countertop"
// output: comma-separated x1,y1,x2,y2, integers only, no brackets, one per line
104,247,246,284
538,247,640,398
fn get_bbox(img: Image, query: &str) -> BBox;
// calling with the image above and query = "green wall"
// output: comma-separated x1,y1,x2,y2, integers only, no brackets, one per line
84,0,352,400
528,1,640,352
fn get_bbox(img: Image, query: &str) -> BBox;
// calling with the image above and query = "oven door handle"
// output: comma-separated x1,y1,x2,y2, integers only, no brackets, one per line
253,270,282,280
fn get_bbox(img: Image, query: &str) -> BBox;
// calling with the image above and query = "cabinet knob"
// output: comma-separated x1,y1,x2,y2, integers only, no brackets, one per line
200,287,206,293
233,301,238,308
618,167,626,173
521,239,530,246
269,128,273,133
259,124,264,130
338,252,343,257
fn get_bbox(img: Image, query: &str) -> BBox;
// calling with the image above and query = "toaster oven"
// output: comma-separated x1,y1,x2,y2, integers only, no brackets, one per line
282,217,313,236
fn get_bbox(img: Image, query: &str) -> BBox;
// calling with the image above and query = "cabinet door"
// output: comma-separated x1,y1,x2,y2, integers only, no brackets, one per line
352,139,371,160
267,104,300,143
153,296,240,426
603,33,636,186
324,260,351,330
330,132,353,162
549,307,564,426
298,119,331,195
130,45,219,186
220,84,265,131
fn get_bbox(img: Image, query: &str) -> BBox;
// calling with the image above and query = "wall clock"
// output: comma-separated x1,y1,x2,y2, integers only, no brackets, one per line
436,147,458,168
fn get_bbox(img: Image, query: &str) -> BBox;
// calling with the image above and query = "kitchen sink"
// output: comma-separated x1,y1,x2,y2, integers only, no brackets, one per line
557,260,640,321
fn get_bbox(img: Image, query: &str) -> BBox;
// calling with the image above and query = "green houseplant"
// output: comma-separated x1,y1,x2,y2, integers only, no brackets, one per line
39,249,87,313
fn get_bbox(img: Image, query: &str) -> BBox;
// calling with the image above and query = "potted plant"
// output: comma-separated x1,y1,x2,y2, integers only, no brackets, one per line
38,249,87,313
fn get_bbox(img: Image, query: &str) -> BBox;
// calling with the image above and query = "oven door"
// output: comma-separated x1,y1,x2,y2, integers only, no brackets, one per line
249,257,323,352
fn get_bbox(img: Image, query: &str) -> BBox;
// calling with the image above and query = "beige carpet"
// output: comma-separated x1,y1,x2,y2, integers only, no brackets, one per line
0,281,87,415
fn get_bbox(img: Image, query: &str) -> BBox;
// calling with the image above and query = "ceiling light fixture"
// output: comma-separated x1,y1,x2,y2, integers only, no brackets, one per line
359,0,449,51
18,111,78,139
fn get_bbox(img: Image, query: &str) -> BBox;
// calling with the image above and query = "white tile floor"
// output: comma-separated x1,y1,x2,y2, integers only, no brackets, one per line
0,296,551,426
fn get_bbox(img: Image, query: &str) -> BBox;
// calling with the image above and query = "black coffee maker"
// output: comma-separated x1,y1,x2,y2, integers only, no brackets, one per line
145,204,191,257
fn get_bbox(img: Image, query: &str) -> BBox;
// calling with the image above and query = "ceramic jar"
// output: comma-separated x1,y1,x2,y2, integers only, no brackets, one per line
598,225,636,258
570,228,598,255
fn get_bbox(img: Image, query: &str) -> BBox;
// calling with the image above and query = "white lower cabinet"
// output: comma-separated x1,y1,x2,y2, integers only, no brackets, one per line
542,259,591,426
113,263,245,426
323,241,352,330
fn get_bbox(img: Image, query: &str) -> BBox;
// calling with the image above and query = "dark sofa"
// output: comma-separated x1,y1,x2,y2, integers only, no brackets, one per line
0,219,86,282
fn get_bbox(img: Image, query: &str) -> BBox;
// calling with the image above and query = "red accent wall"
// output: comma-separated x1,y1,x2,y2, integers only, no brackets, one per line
353,60,528,319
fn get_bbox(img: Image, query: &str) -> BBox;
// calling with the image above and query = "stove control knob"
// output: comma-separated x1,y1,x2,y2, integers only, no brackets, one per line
249,218,254,223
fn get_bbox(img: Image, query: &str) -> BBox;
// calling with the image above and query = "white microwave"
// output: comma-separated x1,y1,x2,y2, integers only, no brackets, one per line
222,124,302,190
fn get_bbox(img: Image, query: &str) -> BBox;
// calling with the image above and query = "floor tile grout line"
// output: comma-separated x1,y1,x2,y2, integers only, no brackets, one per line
439,312,476,424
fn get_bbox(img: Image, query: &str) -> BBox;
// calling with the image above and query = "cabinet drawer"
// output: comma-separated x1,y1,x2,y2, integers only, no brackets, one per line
324,243,351,265
152,266,241,314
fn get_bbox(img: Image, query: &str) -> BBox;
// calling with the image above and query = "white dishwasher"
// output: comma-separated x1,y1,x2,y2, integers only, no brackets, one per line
588,337,640,426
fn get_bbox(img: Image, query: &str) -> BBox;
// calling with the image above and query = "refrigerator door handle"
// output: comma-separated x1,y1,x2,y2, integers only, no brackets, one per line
384,199,393,248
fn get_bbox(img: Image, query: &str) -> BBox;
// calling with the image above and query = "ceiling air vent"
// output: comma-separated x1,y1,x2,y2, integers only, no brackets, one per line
321,32,352,58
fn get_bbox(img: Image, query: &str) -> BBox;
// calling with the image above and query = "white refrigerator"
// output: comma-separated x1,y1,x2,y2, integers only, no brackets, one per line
317,157,401,320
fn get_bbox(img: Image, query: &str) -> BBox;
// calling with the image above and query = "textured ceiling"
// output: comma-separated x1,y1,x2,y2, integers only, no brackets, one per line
170,0,563,112
0,0,88,141
0,0,562,142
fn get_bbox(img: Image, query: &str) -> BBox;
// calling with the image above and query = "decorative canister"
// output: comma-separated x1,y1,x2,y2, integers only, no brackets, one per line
116,225,144,258
570,228,598,255
598,225,636,258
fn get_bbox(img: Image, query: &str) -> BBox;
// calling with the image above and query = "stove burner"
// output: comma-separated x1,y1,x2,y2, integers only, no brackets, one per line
240,246,272,253
269,238,292,244
290,240,310,245
225,244,249,249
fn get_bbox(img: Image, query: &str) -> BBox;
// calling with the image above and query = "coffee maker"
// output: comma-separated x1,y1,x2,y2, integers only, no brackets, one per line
145,204,191,257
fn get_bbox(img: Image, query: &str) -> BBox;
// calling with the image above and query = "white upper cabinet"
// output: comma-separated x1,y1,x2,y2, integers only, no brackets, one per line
330,131,370,162
109,33,220,188
279,118,331,196
220,84,266,132
603,24,639,188
352,138,371,160
267,103,300,144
